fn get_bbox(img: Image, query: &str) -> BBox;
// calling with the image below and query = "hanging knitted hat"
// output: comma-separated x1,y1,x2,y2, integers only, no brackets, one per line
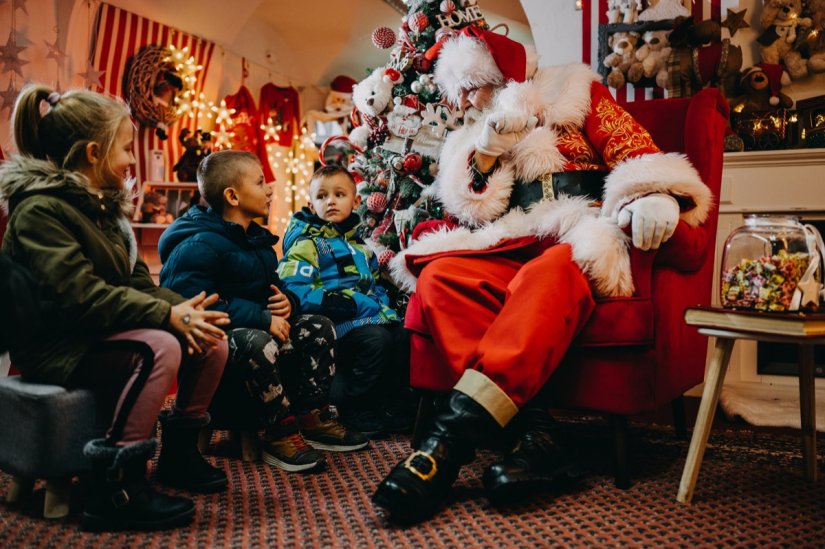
430,26,538,105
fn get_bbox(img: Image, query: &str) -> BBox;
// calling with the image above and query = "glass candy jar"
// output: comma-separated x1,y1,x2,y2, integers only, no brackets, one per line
721,215,812,311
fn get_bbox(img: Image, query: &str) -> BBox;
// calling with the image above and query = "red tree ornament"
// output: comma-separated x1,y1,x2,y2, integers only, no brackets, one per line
403,152,423,173
377,249,397,269
371,26,397,50
367,192,389,213
409,12,429,34
440,0,456,15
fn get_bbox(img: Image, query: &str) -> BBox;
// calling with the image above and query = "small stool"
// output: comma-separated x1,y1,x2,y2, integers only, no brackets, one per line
0,376,102,518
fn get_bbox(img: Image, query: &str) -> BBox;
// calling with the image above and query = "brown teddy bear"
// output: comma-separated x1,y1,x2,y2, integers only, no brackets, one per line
603,31,640,89
731,64,794,112
757,0,812,79
800,0,825,74
141,191,175,224
667,18,743,99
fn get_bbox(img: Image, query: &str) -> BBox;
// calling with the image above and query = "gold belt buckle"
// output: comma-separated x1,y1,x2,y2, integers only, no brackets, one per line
538,173,556,202
403,450,438,481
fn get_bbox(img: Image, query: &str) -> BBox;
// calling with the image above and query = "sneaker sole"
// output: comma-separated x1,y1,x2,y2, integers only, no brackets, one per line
305,439,369,452
262,451,324,472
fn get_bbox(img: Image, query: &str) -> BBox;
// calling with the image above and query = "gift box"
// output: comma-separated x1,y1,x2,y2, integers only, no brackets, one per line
730,108,798,151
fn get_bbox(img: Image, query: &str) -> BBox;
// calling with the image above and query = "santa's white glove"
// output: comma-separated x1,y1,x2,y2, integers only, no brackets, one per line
475,112,538,158
617,193,680,251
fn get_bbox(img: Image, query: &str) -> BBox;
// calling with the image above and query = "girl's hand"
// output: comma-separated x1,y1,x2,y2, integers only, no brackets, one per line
268,285,292,318
169,292,230,354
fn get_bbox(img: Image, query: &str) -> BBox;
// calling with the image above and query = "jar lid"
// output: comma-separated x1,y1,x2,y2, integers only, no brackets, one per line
743,214,802,228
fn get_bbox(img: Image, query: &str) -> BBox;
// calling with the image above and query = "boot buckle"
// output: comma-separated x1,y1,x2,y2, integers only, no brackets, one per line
403,451,438,481
110,489,130,508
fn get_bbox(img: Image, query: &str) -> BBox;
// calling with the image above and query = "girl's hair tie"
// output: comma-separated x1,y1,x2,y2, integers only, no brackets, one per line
47,91,61,106
39,91,62,117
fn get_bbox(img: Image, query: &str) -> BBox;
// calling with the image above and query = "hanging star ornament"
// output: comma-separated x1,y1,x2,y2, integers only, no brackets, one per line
0,79,20,116
0,33,28,77
721,8,749,38
44,38,67,67
77,63,105,89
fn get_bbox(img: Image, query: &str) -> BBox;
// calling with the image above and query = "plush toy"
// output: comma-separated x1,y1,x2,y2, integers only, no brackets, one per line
604,31,640,89
606,0,641,23
172,129,212,182
141,191,175,224
352,67,398,118
731,64,793,112
757,0,812,79
325,75,357,117
628,30,672,88
668,18,743,98
637,0,691,21
801,0,825,74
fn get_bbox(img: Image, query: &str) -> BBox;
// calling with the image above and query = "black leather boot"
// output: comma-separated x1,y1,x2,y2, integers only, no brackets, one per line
157,411,228,493
482,406,579,504
372,390,499,523
82,438,194,531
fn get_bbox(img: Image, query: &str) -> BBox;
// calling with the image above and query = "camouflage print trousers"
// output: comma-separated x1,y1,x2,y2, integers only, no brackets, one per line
227,314,335,427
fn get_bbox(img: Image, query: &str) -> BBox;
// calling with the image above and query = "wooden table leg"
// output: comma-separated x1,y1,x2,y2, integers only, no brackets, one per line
798,344,817,482
677,337,735,504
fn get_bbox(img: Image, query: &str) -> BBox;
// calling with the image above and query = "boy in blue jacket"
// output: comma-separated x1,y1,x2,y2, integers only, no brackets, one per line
278,165,412,436
159,151,367,473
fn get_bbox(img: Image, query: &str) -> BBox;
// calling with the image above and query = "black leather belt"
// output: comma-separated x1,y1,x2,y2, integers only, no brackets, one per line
508,171,607,210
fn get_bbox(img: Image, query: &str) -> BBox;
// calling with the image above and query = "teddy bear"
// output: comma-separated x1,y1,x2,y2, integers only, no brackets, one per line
141,191,175,224
730,64,793,112
668,18,743,98
352,67,399,118
606,0,641,24
801,0,825,74
172,129,211,182
637,0,691,21
757,0,812,79
628,30,672,88
603,31,640,89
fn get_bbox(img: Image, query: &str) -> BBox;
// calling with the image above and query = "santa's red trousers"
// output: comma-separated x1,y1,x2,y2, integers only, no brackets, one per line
414,242,596,424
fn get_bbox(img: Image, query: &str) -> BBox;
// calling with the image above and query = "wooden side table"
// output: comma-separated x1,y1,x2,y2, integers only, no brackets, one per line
677,306,825,503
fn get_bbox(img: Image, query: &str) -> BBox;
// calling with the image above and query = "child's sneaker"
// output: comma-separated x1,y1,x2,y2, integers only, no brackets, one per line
262,431,325,473
299,406,370,451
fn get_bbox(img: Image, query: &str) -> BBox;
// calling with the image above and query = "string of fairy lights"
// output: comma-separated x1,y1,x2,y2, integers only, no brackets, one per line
163,42,315,231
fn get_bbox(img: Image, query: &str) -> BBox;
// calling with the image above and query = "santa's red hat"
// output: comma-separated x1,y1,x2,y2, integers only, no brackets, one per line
743,63,790,106
431,26,538,106
329,75,357,97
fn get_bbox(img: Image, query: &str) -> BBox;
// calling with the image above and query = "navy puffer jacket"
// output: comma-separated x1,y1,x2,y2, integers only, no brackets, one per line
159,205,298,331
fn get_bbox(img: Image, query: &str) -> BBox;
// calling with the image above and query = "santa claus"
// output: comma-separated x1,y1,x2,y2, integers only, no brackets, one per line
372,27,713,522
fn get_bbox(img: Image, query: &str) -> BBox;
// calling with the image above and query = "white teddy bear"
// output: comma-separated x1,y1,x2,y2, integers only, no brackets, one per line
633,30,672,88
606,0,641,23
352,67,398,118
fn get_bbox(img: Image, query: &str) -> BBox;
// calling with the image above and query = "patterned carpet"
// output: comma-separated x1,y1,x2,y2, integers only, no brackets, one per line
1,418,824,548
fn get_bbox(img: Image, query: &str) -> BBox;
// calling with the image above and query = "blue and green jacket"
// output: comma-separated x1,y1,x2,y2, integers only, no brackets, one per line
278,208,398,337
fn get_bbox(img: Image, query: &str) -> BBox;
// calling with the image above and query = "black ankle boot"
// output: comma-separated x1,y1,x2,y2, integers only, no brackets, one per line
482,406,579,504
372,390,499,523
82,439,194,531
157,411,228,493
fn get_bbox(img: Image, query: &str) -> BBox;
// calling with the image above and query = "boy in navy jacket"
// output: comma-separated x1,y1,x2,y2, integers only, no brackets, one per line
160,151,367,472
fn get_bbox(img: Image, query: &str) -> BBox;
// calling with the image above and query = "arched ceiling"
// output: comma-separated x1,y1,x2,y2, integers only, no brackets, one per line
104,0,531,85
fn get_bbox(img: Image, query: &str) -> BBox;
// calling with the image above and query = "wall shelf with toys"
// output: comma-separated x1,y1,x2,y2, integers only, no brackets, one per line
132,181,199,227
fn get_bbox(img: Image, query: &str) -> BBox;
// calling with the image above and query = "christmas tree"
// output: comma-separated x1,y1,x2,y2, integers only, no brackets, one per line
345,0,489,272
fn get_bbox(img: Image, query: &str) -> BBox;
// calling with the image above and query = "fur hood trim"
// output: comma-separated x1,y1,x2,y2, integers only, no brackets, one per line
602,152,713,226
0,155,134,219
389,196,633,298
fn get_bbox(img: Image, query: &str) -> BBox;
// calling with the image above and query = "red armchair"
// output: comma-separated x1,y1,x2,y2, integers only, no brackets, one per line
406,87,729,486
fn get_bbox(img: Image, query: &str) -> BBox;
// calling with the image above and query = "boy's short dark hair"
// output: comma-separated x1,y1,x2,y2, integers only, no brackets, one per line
197,149,261,213
310,165,356,190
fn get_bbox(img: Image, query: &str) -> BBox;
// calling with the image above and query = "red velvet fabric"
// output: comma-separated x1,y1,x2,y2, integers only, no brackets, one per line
408,88,729,414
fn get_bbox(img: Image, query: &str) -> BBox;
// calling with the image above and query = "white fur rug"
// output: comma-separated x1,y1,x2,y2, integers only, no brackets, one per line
719,383,825,432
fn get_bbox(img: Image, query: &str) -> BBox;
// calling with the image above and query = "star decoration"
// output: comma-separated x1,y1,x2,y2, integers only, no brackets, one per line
0,79,20,116
721,8,749,38
0,33,28,77
44,38,67,66
77,63,105,89
12,0,27,15
797,278,823,309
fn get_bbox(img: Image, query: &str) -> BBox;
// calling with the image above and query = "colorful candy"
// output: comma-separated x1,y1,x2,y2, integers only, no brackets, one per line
721,250,810,311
